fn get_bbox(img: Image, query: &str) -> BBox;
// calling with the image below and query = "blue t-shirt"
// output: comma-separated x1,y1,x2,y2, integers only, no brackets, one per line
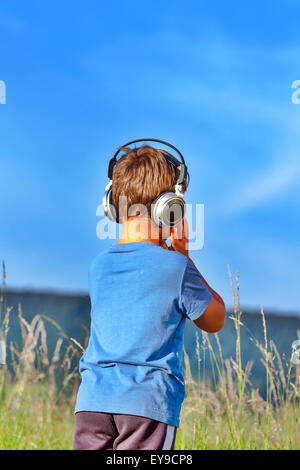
75,241,212,427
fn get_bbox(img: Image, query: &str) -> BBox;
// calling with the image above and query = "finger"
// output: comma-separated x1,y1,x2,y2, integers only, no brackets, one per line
170,229,174,247
160,241,168,250
182,217,189,240
175,219,184,240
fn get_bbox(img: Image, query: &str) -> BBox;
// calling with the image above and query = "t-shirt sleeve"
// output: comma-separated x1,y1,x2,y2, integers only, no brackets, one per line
179,259,213,321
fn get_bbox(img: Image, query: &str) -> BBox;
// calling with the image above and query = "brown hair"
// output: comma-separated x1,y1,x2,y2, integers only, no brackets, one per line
111,145,178,220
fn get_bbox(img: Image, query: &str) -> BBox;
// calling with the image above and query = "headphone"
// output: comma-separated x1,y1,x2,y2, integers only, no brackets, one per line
102,138,190,228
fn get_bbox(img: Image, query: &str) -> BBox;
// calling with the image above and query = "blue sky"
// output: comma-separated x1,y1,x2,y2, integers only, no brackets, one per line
1,1,300,313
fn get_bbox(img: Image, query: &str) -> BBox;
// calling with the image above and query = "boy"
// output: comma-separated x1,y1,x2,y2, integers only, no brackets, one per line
73,143,225,450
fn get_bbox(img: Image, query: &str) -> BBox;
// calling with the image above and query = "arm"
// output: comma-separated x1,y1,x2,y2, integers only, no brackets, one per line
187,256,226,333
161,218,226,333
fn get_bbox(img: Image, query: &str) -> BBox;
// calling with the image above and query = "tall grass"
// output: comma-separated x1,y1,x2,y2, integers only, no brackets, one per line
177,268,300,450
0,263,299,450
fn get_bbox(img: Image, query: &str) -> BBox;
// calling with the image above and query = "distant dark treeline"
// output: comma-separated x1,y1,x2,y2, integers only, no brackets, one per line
3,289,300,396
4,289,91,351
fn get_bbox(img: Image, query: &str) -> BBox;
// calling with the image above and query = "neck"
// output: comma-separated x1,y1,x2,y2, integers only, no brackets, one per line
117,216,161,246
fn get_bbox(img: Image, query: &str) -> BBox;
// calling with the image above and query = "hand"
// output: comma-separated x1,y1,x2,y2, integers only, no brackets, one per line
170,217,189,258
159,239,170,250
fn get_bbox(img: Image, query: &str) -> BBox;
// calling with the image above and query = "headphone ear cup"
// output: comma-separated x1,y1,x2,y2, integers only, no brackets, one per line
151,192,186,228
102,187,119,223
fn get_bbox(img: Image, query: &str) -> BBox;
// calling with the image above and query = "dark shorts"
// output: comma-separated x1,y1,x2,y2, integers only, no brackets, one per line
73,411,177,450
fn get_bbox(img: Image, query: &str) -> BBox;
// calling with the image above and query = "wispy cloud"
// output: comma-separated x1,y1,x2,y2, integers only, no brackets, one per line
224,154,300,214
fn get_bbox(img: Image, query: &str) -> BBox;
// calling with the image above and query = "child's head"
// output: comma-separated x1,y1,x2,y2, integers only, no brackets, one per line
112,145,185,224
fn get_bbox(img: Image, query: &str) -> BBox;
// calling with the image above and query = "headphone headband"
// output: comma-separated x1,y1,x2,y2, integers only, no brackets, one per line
107,138,188,186
112,138,185,164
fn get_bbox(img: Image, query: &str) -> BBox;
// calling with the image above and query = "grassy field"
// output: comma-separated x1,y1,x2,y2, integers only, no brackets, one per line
0,265,299,450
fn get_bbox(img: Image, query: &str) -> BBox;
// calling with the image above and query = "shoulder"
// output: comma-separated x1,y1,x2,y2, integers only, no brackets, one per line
89,246,112,273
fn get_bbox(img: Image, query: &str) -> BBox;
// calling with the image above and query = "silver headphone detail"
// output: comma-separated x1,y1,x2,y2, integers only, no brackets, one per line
151,186,186,228
102,181,118,223
102,139,189,228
